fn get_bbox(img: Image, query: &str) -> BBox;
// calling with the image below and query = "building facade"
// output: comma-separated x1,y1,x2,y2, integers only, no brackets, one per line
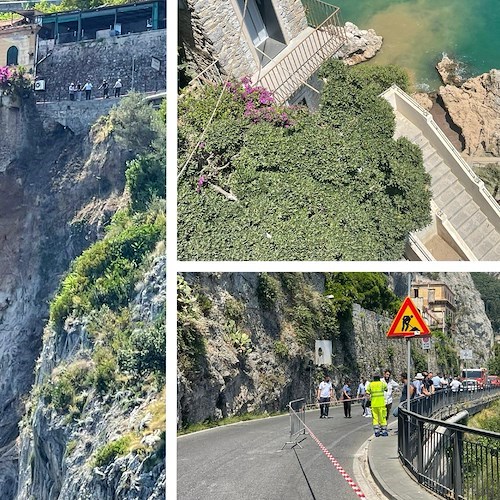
411,281,456,330
0,20,39,71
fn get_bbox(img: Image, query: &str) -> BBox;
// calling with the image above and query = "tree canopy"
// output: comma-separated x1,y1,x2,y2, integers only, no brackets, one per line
178,61,431,260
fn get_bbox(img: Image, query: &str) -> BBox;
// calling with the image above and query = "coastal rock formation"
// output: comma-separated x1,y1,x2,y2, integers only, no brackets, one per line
436,55,465,86
412,92,433,112
438,67,500,157
336,22,383,66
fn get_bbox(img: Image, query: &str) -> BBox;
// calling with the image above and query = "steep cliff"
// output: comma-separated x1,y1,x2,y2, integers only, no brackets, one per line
0,96,128,495
0,92,165,498
178,272,495,428
17,254,165,500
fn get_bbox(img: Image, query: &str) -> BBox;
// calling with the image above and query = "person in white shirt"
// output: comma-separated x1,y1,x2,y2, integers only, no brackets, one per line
114,78,123,97
383,369,400,420
450,376,461,393
412,373,425,396
357,377,368,416
83,80,93,100
317,375,333,419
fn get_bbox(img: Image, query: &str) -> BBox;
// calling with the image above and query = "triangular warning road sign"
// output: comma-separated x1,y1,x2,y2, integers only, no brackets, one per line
387,297,430,338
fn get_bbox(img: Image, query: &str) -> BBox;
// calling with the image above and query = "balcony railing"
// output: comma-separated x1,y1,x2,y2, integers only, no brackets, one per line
252,0,346,103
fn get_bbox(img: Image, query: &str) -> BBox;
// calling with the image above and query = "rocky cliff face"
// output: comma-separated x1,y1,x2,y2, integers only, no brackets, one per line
16,256,165,500
178,272,495,427
437,64,500,157
178,273,407,427
0,98,128,496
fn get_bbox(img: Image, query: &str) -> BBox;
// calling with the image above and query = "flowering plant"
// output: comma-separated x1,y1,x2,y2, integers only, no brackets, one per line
225,76,294,128
0,65,32,98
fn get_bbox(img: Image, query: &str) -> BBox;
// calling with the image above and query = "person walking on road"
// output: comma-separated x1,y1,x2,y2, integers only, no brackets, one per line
342,379,352,418
383,369,399,421
113,78,123,97
83,80,93,100
366,373,388,437
317,375,333,419
357,377,368,416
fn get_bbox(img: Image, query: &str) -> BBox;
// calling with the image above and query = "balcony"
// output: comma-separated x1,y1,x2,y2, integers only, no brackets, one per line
251,0,346,103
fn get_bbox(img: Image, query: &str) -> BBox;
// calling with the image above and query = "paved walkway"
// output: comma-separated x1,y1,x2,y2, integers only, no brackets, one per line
366,420,438,500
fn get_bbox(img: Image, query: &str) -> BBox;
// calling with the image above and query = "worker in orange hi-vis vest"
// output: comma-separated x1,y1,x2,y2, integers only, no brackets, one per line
366,374,389,437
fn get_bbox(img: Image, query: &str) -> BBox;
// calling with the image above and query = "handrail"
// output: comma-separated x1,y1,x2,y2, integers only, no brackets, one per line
255,1,345,103
397,386,500,499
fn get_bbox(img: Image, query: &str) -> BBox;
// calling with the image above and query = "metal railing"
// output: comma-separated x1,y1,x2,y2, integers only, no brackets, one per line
398,386,500,499
256,0,345,103
282,398,307,449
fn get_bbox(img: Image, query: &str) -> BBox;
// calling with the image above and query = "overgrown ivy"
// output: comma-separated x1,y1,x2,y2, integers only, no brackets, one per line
178,61,431,260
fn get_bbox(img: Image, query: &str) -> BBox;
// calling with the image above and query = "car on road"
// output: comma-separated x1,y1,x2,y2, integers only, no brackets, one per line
462,379,478,392
486,375,500,387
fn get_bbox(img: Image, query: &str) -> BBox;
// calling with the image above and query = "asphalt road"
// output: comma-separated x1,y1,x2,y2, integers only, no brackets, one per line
178,403,386,500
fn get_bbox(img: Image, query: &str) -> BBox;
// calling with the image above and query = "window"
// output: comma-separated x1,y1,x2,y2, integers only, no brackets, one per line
413,288,419,298
7,46,18,66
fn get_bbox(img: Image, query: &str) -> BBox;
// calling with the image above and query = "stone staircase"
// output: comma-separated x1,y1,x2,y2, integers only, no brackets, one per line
395,113,500,260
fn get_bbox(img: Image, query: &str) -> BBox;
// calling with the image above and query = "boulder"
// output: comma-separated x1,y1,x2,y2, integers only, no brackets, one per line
436,55,465,86
336,22,383,66
439,69,500,156
412,92,434,112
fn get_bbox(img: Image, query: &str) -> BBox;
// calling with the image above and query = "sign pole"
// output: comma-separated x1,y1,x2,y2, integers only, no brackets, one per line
407,337,411,411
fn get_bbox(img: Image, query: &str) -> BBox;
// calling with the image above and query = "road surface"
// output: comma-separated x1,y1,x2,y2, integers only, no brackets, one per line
178,403,388,499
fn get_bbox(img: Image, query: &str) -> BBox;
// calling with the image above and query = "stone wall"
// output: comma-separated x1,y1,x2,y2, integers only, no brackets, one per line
36,98,118,135
36,30,166,102
182,0,307,78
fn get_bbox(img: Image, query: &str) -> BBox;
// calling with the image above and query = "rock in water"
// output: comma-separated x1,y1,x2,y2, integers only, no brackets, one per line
439,69,500,157
336,22,383,66
436,55,465,86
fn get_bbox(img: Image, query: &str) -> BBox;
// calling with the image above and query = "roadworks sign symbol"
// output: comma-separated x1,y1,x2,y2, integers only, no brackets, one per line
387,297,430,338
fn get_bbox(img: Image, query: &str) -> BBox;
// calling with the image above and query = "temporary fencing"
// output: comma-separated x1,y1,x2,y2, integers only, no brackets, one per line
282,397,367,498
281,398,307,449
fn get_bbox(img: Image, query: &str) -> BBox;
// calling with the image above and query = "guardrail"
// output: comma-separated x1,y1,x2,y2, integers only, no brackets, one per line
397,386,500,499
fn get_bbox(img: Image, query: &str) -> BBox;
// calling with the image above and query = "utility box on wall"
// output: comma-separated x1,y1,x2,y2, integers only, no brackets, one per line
315,340,332,366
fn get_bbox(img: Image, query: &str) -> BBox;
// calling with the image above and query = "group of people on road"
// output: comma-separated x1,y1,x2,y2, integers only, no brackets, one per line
317,368,478,438
68,78,123,101
317,369,409,438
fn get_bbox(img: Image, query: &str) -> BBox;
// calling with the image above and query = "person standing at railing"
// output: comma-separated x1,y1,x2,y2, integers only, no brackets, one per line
317,375,333,419
412,373,425,396
383,369,400,420
83,80,93,100
366,374,388,437
450,376,461,393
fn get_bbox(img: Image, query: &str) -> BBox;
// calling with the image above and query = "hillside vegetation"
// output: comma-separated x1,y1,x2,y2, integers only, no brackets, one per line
178,61,431,260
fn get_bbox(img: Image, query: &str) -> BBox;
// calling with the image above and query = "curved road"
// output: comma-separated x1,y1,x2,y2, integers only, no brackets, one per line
178,403,389,500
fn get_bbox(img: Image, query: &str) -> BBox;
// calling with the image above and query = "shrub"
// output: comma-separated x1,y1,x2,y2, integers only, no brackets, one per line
225,320,252,355
93,436,130,468
274,340,289,359
178,61,431,260
257,273,279,309
224,297,245,322
125,154,166,212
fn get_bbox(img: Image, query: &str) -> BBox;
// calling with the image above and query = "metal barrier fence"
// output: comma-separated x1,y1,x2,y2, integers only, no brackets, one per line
282,398,307,449
398,386,500,499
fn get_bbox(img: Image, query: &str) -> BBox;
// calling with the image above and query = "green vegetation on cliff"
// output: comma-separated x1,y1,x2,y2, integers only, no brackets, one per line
470,273,500,332
178,61,431,260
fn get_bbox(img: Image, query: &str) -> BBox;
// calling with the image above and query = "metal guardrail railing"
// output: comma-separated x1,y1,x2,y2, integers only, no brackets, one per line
397,386,500,499
256,0,345,103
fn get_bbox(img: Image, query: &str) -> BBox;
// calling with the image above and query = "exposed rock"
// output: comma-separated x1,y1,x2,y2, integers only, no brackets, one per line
438,68,500,156
336,22,383,66
412,92,434,112
436,55,465,86
179,272,495,428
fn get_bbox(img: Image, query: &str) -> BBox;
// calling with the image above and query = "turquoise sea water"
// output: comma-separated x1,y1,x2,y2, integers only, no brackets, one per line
333,0,500,90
